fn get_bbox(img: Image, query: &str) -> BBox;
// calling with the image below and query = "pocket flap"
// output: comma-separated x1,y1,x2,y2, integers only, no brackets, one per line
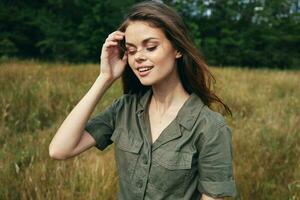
110,128,143,154
153,148,193,170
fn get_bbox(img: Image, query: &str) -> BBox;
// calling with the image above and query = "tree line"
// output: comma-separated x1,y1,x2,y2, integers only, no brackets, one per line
1,0,299,69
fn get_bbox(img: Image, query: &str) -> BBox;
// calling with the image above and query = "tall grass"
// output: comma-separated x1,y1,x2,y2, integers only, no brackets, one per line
0,60,299,200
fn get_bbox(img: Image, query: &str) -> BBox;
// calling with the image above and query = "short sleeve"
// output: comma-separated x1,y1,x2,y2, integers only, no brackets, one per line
84,97,122,151
197,124,237,198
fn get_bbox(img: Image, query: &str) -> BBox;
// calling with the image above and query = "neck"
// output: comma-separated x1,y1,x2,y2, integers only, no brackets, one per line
151,72,189,114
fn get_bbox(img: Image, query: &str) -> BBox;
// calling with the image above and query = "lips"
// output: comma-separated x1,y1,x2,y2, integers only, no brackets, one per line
136,66,154,77
137,66,154,72
137,66,153,72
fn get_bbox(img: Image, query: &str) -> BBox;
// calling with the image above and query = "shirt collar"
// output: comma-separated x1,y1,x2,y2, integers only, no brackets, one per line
136,89,205,130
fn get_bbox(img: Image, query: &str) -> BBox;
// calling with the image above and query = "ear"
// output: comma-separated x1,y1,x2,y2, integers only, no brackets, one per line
175,51,182,59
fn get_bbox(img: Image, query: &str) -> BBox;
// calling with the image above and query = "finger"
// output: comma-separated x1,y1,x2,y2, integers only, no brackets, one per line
106,34,124,43
112,31,125,36
103,41,118,48
107,31,124,39
106,31,125,39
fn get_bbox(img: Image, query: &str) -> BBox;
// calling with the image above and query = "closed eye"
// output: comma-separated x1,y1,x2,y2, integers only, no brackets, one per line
127,49,136,55
126,46,158,55
147,46,157,51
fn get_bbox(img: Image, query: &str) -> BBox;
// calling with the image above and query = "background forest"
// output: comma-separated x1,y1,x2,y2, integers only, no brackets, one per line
1,0,300,68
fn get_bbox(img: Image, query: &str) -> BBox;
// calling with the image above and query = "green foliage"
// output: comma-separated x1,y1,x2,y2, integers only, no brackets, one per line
0,0,136,62
0,0,299,68
0,38,18,56
172,0,300,69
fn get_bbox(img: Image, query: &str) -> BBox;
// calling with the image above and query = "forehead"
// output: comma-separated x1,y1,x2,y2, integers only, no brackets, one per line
125,21,166,44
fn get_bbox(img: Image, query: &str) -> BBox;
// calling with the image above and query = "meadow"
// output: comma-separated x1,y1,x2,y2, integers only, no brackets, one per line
0,60,299,200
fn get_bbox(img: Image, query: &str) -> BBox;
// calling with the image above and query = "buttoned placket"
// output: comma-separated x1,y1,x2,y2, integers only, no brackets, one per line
132,90,206,199
134,110,152,200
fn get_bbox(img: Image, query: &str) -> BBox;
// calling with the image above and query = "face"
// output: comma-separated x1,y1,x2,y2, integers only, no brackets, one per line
124,21,181,86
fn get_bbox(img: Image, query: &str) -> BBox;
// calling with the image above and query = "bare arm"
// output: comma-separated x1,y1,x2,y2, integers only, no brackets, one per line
200,194,224,200
49,76,113,160
49,31,127,160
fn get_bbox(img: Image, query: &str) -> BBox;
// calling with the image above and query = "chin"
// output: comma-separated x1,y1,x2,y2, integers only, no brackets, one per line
139,79,153,86
133,73,150,85
139,77,164,87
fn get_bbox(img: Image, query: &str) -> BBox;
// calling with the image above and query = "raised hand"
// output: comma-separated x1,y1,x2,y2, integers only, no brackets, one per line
99,31,128,81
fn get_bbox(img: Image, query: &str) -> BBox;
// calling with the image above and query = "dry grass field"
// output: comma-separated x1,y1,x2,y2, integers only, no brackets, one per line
0,60,299,200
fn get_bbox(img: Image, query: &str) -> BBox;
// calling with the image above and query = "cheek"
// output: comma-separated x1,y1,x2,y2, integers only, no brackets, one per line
153,48,176,64
127,57,135,69
154,53,176,68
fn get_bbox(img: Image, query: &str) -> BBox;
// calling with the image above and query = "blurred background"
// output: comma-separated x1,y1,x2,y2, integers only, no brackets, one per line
1,0,300,68
0,0,299,200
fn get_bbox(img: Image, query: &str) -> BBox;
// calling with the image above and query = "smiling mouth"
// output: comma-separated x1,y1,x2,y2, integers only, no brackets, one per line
137,66,153,72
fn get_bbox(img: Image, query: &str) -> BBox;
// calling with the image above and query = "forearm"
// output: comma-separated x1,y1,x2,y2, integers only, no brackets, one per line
49,75,113,157
201,194,224,200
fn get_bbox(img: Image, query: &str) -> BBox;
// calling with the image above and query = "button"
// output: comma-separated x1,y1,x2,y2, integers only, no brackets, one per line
142,155,148,165
136,179,143,188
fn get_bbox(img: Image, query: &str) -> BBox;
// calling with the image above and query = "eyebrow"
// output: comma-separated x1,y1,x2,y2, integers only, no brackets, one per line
125,37,159,47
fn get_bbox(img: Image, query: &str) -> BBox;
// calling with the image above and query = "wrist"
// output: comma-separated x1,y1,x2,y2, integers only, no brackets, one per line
97,74,115,85
97,73,114,82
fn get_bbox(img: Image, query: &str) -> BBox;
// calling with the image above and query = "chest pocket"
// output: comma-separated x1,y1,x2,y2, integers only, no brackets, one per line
110,128,143,182
149,148,194,195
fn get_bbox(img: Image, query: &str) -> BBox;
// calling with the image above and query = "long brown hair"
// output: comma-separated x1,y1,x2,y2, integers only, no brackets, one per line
117,1,232,116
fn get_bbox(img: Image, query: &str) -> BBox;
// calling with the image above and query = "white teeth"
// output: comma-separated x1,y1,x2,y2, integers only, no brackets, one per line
138,67,152,72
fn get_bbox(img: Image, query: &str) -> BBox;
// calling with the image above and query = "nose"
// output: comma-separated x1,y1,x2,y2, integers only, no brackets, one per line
134,49,147,62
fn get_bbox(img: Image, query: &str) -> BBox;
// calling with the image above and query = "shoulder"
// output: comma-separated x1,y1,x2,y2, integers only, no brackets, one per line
200,106,227,128
111,93,140,111
195,105,231,142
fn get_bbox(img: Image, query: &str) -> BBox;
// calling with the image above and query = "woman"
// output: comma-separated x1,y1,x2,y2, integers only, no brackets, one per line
49,1,237,200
